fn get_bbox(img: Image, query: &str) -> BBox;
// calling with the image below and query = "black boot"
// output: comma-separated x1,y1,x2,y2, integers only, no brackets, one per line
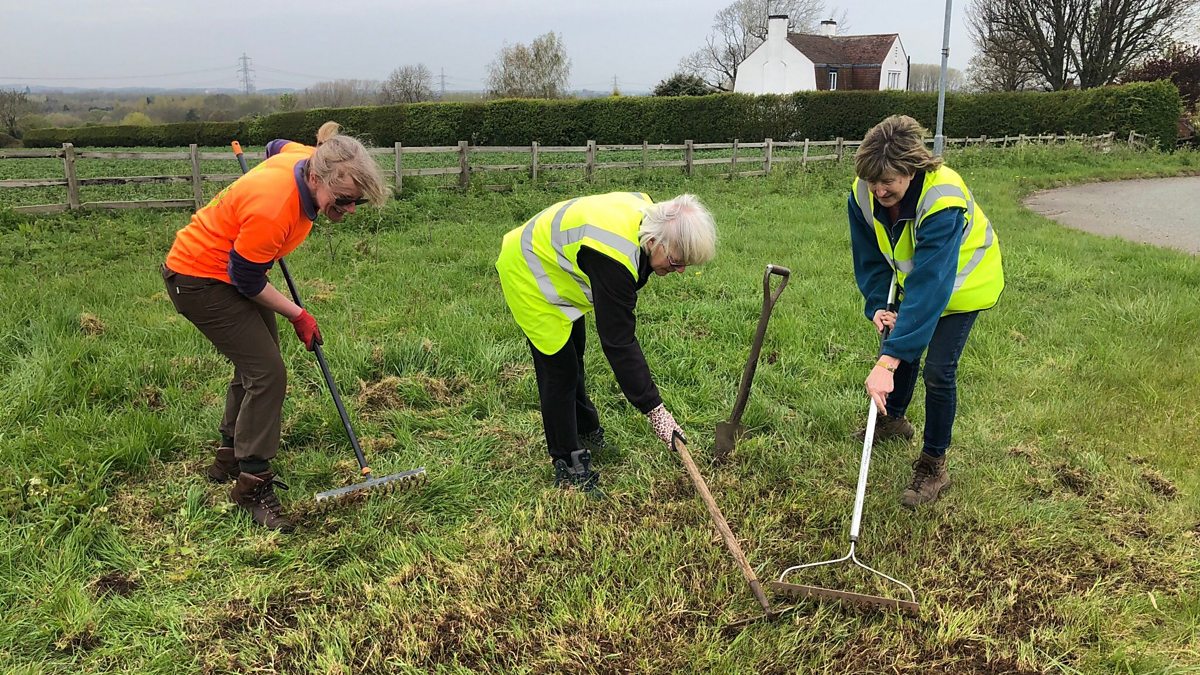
553,449,603,496
579,428,609,456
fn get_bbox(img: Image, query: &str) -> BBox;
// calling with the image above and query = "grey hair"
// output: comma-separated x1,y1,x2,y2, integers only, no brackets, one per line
638,194,717,266
307,121,389,206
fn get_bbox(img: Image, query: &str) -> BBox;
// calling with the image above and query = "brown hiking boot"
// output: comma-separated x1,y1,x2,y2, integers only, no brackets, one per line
901,452,950,509
230,471,294,532
206,447,238,483
854,414,915,444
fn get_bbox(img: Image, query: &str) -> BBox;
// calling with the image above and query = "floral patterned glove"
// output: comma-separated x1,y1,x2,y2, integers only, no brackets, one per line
647,404,685,447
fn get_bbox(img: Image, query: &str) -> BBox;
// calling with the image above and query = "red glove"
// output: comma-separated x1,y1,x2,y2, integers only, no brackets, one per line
289,309,322,350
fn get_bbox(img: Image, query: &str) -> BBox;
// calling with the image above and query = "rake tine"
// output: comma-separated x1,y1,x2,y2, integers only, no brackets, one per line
314,467,427,503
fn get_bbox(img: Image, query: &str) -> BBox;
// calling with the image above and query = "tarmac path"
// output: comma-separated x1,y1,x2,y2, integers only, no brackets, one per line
1023,175,1200,254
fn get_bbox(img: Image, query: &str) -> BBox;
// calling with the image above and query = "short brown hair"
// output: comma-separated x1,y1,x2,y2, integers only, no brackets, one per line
854,115,943,182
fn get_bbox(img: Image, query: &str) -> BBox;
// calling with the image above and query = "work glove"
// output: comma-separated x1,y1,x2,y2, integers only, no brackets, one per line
289,309,322,351
647,403,686,448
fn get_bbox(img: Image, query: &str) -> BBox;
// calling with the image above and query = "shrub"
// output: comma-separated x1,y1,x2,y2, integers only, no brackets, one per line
22,82,1182,150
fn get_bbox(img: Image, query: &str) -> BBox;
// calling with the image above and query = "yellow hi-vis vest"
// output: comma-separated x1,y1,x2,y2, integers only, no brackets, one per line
852,166,1004,314
496,192,651,354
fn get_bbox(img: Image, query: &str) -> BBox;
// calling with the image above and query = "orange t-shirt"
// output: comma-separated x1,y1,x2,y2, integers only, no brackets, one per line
165,143,315,283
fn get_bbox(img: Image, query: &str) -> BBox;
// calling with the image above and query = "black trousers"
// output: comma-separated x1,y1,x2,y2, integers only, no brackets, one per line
529,319,601,463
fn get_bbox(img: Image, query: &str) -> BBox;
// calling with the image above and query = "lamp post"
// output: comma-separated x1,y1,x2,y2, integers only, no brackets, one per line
933,0,953,156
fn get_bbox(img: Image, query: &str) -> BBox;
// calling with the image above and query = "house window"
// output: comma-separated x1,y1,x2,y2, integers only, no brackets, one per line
887,71,901,89
828,70,838,90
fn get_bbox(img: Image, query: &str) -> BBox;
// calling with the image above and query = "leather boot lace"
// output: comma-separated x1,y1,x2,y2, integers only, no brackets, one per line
907,459,933,493
253,478,290,515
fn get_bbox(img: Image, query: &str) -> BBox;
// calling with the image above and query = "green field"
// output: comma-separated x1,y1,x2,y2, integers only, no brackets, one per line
1,144,1198,673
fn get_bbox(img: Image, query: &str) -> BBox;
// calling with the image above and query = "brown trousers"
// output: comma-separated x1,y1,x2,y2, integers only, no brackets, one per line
162,265,285,463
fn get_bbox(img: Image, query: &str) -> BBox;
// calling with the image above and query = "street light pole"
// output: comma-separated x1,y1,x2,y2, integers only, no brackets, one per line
934,0,953,156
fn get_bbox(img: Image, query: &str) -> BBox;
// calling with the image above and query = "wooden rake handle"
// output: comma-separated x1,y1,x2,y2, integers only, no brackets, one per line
671,431,772,614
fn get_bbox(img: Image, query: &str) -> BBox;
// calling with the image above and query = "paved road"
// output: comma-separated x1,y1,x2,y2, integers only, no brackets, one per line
1023,175,1200,254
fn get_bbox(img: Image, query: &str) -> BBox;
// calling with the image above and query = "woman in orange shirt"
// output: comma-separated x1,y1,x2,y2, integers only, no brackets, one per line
162,122,386,532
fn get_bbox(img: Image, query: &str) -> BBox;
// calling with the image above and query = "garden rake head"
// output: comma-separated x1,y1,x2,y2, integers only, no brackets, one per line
315,466,428,503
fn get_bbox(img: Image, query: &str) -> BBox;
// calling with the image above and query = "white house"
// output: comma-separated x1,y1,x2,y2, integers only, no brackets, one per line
734,16,909,94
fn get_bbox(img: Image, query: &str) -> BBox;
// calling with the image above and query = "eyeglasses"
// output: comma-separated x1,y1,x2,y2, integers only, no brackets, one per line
666,252,686,270
334,195,368,208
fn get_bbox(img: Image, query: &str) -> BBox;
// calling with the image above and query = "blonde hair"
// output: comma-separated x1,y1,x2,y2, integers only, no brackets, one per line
638,194,717,266
308,121,389,206
854,115,943,182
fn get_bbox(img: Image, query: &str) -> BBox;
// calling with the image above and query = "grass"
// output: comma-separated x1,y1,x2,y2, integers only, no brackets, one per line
1,143,1198,673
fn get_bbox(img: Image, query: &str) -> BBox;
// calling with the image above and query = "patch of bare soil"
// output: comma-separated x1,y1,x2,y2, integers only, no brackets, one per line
53,623,101,653
499,362,533,383
137,385,164,410
355,374,470,414
1141,469,1178,499
1053,462,1093,495
79,312,106,336
92,570,140,597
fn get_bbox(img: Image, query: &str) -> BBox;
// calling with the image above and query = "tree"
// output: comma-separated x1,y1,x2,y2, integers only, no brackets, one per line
120,111,153,126
380,64,435,103
907,63,968,92
965,7,1043,91
298,80,380,108
277,93,298,112
487,32,571,98
966,0,1197,90
654,72,713,96
680,0,831,91
1123,42,1200,110
0,89,35,136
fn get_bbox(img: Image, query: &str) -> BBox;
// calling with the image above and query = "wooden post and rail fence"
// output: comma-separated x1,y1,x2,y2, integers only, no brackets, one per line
0,131,1124,215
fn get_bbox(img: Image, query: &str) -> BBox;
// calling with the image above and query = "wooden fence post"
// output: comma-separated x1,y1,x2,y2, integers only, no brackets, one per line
531,141,539,182
801,138,810,166
980,134,988,147
394,142,403,195
189,144,204,209
730,139,738,178
642,140,648,172
1018,134,1026,147
458,141,470,190
1127,130,1136,147
684,139,694,177
586,140,595,182
764,138,773,175
62,143,80,210
835,136,844,162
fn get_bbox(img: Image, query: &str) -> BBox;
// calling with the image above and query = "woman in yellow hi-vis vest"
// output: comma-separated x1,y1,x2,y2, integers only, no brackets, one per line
849,115,1004,508
497,192,717,494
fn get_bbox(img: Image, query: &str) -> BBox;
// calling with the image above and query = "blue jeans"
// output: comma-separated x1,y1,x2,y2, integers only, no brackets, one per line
886,311,979,458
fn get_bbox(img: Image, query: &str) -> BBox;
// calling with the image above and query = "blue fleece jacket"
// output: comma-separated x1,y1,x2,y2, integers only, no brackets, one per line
848,179,966,363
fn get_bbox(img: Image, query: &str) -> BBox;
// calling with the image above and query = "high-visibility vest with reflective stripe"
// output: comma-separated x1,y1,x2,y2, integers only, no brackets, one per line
852,166,1003,314
496,192,650,354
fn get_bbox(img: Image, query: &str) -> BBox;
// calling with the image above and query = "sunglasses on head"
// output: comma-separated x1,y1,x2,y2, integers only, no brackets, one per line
334,195,368,208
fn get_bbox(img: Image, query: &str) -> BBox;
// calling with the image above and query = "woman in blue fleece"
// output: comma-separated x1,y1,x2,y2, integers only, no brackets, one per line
848,115,1004,508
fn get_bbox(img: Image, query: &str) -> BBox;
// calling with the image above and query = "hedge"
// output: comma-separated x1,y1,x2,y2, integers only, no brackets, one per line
23,121,246,149
22,81,1182,150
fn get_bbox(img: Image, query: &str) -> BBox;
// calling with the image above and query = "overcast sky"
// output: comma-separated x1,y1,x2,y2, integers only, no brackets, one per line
2,0,974,92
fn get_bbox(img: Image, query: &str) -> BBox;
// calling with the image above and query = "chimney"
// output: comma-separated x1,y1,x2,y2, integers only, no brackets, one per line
768,14,788,43
819,19,837,37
